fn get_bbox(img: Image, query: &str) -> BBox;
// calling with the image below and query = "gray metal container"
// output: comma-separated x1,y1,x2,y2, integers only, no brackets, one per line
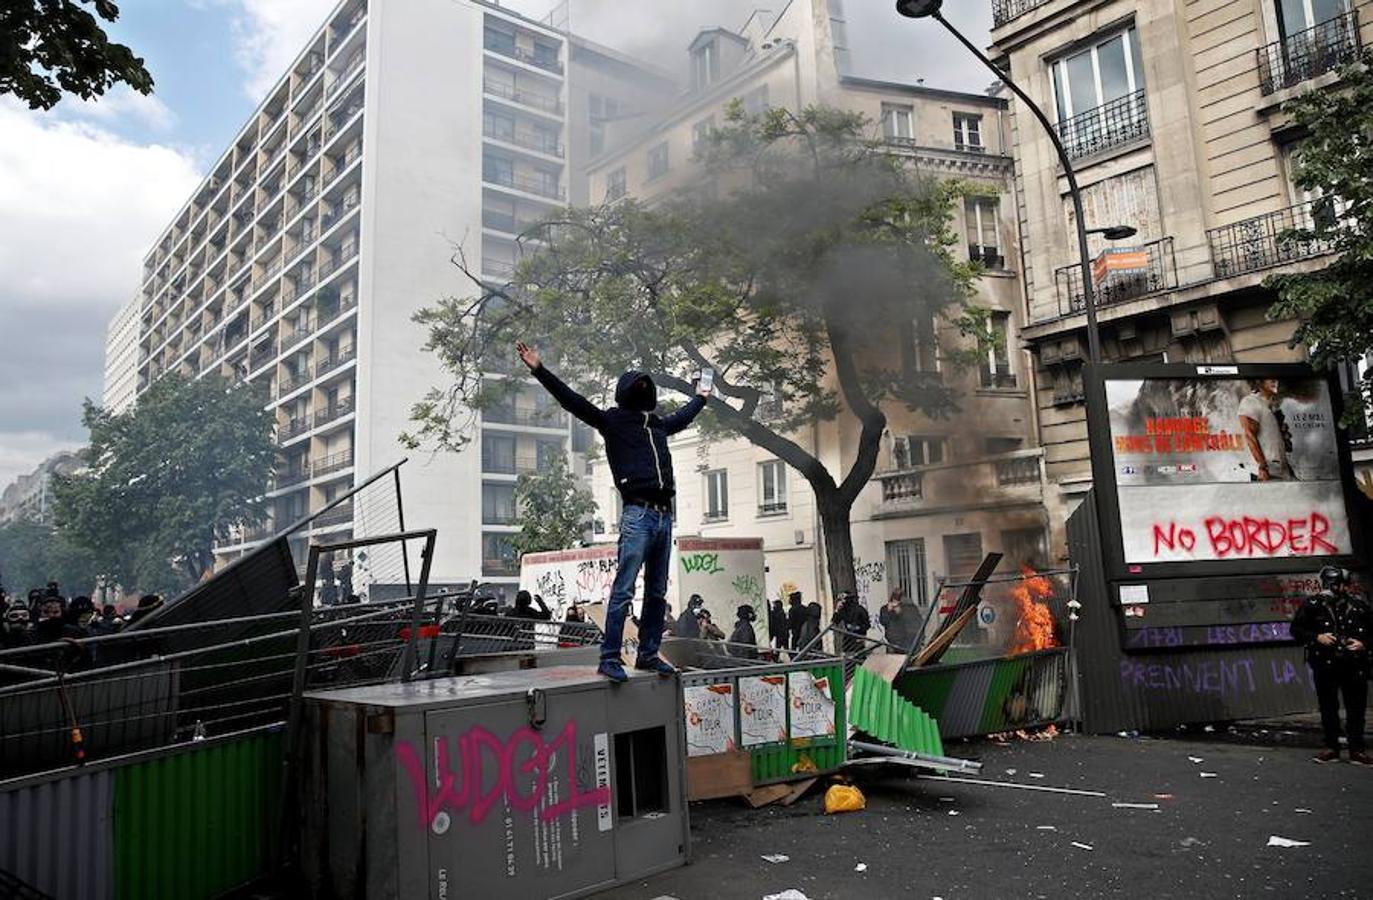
300,666,689,899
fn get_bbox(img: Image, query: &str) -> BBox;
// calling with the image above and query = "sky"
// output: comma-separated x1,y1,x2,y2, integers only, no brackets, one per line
0,0,993,489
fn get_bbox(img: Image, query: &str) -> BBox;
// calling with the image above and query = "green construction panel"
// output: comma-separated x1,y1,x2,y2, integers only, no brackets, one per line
894,668,957,720
114,731,283,900
978,657,1030,734
752,664,846,784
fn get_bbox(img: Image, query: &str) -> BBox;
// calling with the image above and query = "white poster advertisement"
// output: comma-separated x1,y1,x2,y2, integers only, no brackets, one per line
739,674,788,747
1105,376,1352,564
787,672,836,740
683,684,736,756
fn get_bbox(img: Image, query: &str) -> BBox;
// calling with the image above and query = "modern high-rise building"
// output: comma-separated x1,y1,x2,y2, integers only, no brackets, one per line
113,0,673,589
102,296,140,415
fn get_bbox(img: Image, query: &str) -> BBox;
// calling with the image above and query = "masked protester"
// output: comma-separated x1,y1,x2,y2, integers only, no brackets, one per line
729,604,759,659
676,594,705,640
507,590,552,621
786,591,806,650
879,590,913,654
520,341,710,682
796,602,823,656
767,599,788,650
832,592,871,659
1290,566,1372,765
67,596,97,636
2,606,32,649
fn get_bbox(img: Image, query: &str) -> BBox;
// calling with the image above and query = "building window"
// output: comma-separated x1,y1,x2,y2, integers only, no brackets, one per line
882,103,914,144
482,482,517,525
943,532,984,577
742,85,769,116
953,113,983,152
984,436,1023,455
481,433,516,474
692,40,718,90
589,94,620,158
1051,27,1147,159
904,309,940,375
980,310,1016,389
605,167,627,201
965,197,1002,268
891,435,945,471
481,532,518,576
483,154,513,186
647,142,669,180
692,116,716,157
704,469,729,521
885,538,929,607
758,460,787,515
483,109,515,142
756,380,783,420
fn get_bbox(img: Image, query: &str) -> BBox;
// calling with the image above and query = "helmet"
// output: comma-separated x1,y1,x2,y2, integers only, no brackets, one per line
1319,566,1346,591
737,604,756,621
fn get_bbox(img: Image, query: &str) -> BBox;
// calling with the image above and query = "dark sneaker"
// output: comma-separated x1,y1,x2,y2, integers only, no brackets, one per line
597,659,628,683
634,656,677,676
1314,749,1340,764
1349,751,1373,767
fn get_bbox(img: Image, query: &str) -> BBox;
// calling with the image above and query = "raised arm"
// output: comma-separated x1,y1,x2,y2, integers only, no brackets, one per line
518,342,606,431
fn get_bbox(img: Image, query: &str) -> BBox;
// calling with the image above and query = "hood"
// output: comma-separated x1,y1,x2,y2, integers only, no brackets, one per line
615,370,657,412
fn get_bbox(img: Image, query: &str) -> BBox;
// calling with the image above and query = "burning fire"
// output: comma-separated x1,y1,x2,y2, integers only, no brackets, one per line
1007,565,1058,655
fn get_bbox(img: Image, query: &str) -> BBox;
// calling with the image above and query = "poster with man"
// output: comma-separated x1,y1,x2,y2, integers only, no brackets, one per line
1105,375,1351,564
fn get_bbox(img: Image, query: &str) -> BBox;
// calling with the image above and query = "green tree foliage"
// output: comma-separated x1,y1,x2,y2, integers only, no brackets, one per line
1266,52,1373,429
0,1,153,110
511,456,597,557
409,104,982,597
53,374,275,594
0,519,97,598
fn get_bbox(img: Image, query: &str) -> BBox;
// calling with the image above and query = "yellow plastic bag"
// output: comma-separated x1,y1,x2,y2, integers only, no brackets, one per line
790,753,818,775
823,784,866,815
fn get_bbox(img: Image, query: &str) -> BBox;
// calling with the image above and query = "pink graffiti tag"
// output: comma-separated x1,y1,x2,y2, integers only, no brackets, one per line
396,720,610,830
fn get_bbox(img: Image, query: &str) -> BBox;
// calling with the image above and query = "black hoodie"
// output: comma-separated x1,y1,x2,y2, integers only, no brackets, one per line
532,365,706,503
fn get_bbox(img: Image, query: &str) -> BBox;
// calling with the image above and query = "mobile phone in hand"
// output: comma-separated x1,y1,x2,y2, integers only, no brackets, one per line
698,367,714,393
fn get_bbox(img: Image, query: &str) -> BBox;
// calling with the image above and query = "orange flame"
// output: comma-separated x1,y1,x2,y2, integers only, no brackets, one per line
1007,565,1058,655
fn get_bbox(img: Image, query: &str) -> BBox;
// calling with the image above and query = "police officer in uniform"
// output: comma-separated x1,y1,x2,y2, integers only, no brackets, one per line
1290,566,1372,765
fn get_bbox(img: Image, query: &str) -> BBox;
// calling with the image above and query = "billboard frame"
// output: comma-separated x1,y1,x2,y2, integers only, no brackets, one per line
1084,361,1365,584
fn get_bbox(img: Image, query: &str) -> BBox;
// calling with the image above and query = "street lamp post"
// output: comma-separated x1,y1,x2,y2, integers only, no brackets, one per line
896,0,1132,365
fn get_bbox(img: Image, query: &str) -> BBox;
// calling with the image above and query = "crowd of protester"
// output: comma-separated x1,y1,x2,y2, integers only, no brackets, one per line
0,580,163,652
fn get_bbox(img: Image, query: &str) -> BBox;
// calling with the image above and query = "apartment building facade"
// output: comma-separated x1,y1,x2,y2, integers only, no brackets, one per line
582,2,1049,619
989,0,1373,552
0,451,84,527
102,296,140,415
114,0,672,590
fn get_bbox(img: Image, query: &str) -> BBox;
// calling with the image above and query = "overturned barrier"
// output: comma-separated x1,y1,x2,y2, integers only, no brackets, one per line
893,647,1070,740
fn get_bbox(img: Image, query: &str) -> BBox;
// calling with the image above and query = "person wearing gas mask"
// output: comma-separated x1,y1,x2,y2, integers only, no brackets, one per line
519,341,710,682
729,604,759,660
1290,566,1372,764
676,594,705,640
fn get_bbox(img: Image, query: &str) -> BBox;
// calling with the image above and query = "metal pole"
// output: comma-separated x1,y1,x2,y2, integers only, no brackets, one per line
931,11,1102,364
394,466,412,595
399,533,437,681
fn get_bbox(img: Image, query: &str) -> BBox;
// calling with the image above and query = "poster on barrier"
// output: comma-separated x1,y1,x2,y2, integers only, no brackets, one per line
739,674,788,746
684,683,735,756
787,672,835,739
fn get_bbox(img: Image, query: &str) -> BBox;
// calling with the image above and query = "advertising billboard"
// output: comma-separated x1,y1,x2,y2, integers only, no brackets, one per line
1086,363,1362,580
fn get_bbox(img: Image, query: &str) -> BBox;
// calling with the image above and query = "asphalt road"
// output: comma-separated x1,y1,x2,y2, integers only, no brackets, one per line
597,729,1373,900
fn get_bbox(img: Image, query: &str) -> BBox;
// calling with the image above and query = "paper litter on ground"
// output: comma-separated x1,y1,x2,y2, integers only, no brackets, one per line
1188,756,1204,763
1036,825,1057,831
1267,836,1310,848
948,810,960,816
854,863,868,872
1028,772,1045,779
1295,808,1312,814
1199,772,1218,778
1112,802,1160,810
761,854,790,864
1071,841,1094,851
1005,768,1017,776
763,891,811,900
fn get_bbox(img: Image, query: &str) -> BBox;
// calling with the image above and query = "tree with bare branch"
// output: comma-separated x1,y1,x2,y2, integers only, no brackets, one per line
407,104,983,599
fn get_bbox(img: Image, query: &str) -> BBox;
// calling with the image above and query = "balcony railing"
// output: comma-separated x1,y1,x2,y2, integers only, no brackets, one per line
992,0,1053,27
874,450,1044,514
482,258,517,278
1055,89,1149,161
1053,237,1177,317
482,80,563,114
1257,11,1360,95
482,170,565,200
1208,199,1339,278
313,500,354,527
483,36,564,74
483,126,565,158
280,416,311,442
317,345,357,376
316,396,355,426
483,406,569,428
276,467,311,489
969,245,1005,270
758,501,789,516
314,449,355,476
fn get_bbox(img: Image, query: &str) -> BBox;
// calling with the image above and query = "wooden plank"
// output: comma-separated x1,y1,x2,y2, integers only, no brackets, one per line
744,783,793,808
686,751,754,801
779,776,819,807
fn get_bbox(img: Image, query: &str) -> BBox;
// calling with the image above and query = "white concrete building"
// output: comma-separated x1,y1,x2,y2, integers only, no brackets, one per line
113,0,672,588
0,451,83,526
102,296,140,414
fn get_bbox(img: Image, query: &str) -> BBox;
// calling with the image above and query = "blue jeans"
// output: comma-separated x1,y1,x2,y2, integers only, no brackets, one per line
602,504,672,662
